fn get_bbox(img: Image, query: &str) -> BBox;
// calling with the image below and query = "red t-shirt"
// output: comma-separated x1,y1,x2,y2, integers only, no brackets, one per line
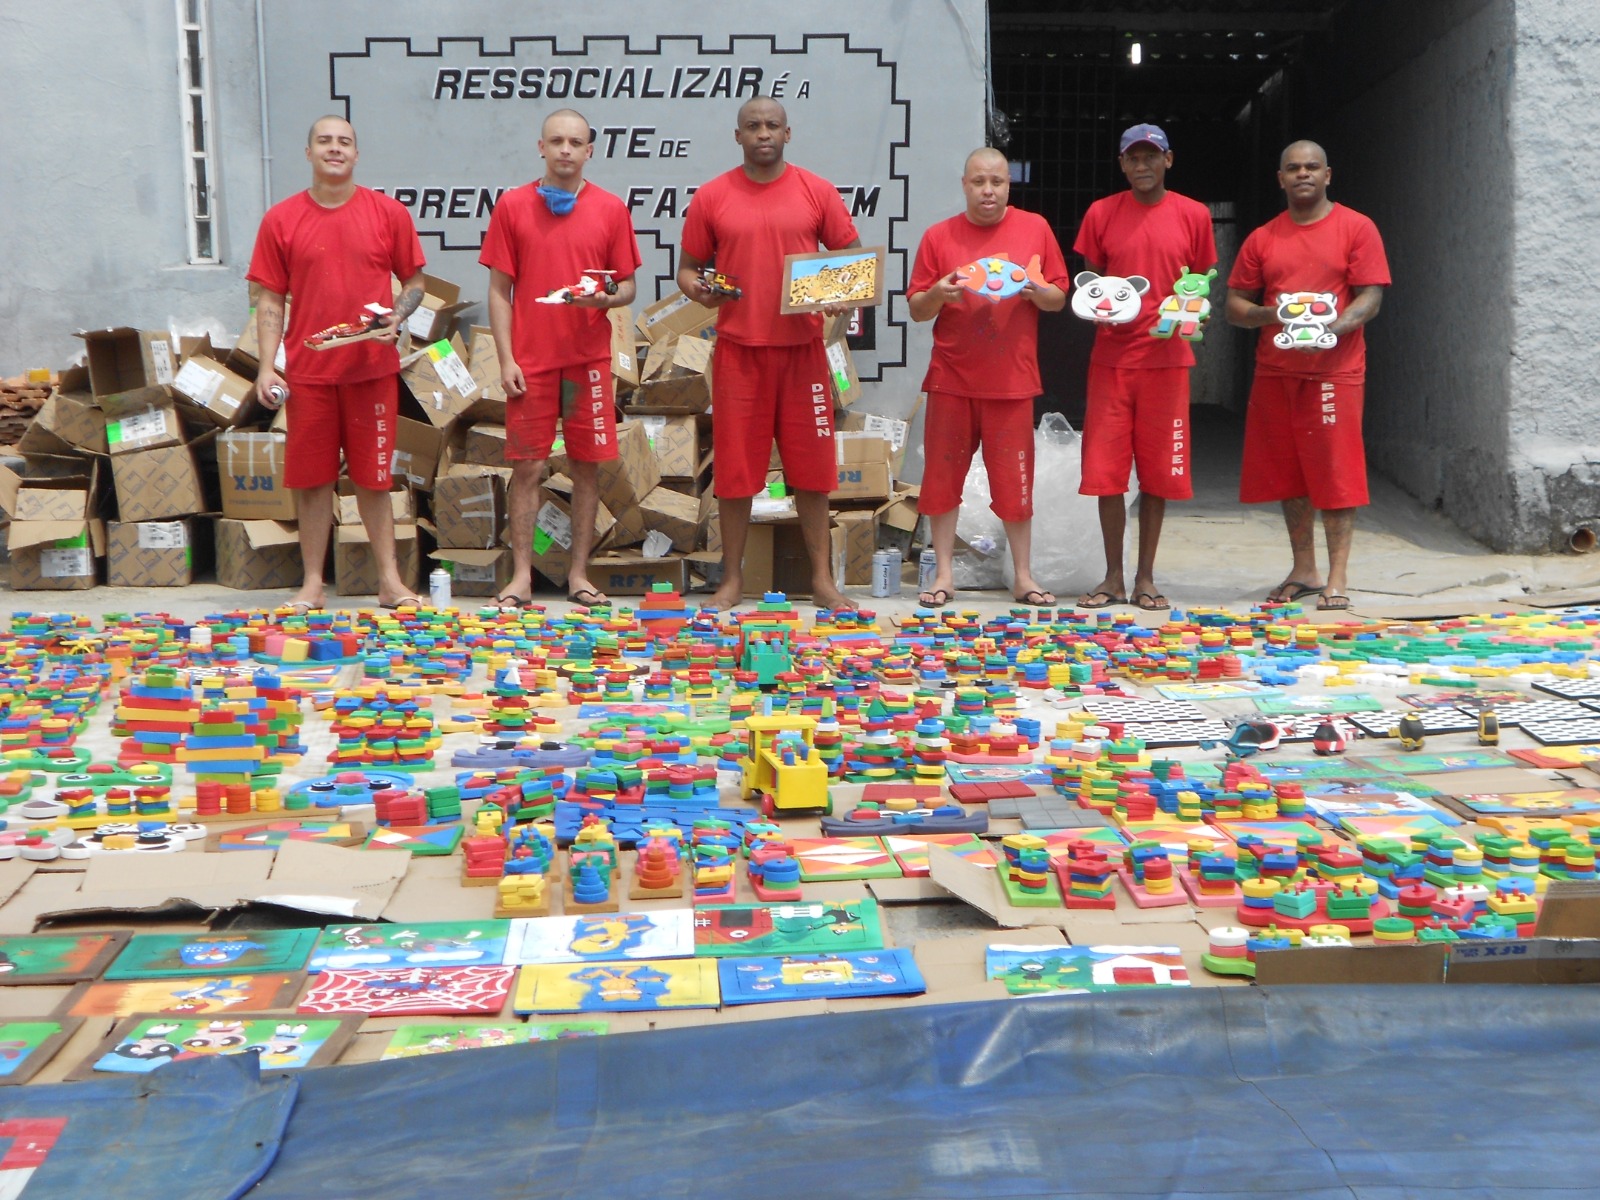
1229,203,1390,381
246,187,425,385
908,207,1069,399
478,182,642,371
1072,189,1216,369
680,164,858,346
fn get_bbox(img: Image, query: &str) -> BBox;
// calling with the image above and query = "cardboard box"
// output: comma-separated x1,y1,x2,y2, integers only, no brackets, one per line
333,483,413,526
636,413,706,479
400,272,474,343
636,290,717,344
105,404,185,456
595,421,663,545
588,553,690,595
833,508,879,586
106,519,194,587
171,353,257,427
0,464,92,524
824,330,861,407
461,422,508,468
830,433,893,503
529,486,615,590
18,373,108,456
229,306,287,376
632,335,713,415
110,438,210,522
880,483,922,534
77,328,176,396
215,519,302,590
7,520,103,591
218,430,297,522
462,327,508,412
401,334,480,430
609,306,641,386
637,485,701,553
430,547,512,597
430,469,504,550
737,521,844,599
335,523,420,597
392,415,443,492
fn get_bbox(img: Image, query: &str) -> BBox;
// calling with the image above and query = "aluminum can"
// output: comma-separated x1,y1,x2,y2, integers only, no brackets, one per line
428,567,452,610
263,384,289,410
918,548,938,592
870,549,901,598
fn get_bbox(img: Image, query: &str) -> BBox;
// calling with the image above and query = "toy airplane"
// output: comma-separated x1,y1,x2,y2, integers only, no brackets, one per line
696,267,742,300
1070,271,1149,324
537,270,619,304
953,255,1050,302
305,303,395,350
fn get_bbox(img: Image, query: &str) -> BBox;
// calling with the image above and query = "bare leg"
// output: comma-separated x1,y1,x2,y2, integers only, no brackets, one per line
355,485,413,606
795,488,854,610
1079,494,1127,604
291,483,334,608
1321,507,1356,599
1131,493,1167,605
708,495,752,610
1268,496,1325,600
921,509,958,604
1003,517,1055,605
504,458,545,602
564,458,607,603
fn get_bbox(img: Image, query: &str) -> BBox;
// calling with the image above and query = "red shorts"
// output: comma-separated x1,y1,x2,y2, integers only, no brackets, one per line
283,374,398,491
918,394,1035,522
1240,375,1368,509
1079,364,1193,500
507,359,617,462
711,339,835,498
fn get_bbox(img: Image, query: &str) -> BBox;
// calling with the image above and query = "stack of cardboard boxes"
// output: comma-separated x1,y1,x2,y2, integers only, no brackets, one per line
5,273,918,598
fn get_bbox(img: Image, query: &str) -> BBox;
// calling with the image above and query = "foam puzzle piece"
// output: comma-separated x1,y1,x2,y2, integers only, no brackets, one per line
948,781,1035,803
1148,266,1216,341
1272,291,1338,349
1071,270,1149,324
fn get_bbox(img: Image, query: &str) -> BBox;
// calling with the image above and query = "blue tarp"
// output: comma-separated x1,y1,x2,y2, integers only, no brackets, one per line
7,987,1600,1197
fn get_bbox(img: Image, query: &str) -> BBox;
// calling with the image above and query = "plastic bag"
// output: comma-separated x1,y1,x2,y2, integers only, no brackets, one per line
951,457,1008,591
1000,413,1117,598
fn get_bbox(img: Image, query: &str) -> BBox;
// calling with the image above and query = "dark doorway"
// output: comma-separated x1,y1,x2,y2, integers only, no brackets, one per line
987,0,1347,425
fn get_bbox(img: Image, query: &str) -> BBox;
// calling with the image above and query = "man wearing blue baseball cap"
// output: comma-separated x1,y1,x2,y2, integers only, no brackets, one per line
1072,123,1216,612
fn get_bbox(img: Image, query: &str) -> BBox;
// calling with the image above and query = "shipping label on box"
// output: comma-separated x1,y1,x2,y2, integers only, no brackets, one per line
219,430,297,522
400,336,479,429
106,406,184,456
172,354,255,427
431,471,504,550
215,519,302,591
78,328,175,396
111,441,207,523
824,335,861,407
108,520,193,587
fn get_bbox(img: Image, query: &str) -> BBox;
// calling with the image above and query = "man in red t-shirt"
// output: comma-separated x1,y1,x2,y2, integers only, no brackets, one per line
907,148,1069,610
480,108,643,610
1226,139,1389,611
248,115,428,613
1072,124,1216,613
677,97,861,611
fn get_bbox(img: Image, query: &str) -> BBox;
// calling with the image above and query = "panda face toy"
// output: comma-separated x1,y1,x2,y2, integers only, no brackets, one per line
1070,271,1150,325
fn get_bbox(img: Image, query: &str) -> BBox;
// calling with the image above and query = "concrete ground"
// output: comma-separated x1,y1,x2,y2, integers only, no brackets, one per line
28,406,1600,623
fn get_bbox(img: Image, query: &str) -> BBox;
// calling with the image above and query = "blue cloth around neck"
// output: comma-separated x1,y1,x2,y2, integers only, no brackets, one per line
537,185,579,215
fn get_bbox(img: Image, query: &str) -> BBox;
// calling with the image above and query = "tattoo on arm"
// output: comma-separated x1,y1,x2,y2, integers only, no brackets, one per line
392,284,425,321
258,304,283,339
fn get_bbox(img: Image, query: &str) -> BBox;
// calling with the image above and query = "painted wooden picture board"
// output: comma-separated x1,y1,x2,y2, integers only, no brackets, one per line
692,900,884,958
0,932,129,985
779,246,886,314
0,1018,82,1086
717,948,924,1005
309,921,510,973
511,959,719,1014
69,1014,358,1080
297,967,516,1016
66,973,307,1019
380,1021,606,1059
106,929,319,980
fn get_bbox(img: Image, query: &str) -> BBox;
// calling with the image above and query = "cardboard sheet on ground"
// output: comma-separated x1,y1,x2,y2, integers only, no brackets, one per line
37,839,408,922
928,845,1074,929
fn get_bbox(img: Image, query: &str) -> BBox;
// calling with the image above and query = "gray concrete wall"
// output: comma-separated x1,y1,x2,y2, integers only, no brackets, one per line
1506,0,1600,550
1314,1,1519,548
0,1,986,432
0,6,268,372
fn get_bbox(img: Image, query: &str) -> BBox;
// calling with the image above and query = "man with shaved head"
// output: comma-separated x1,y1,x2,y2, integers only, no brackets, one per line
906,147,1068,609
1226,139,1389,611
248,114,428,612
480,108,641,609
678,97,861,611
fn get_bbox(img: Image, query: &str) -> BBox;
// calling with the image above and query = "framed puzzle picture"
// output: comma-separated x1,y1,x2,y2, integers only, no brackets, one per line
206,820,366,852
380,1021,606,1060
985,945,1190,995
779,246,886,314
501,910,695,966
511,959,720,1014
308,921,510,973
105,929,319,980
0,932,129,985
717,949,924,1005
0,1019,82,1086
66,973,306,1019
297,967,516,1016
69,1015,357,1080
692,900,884,958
